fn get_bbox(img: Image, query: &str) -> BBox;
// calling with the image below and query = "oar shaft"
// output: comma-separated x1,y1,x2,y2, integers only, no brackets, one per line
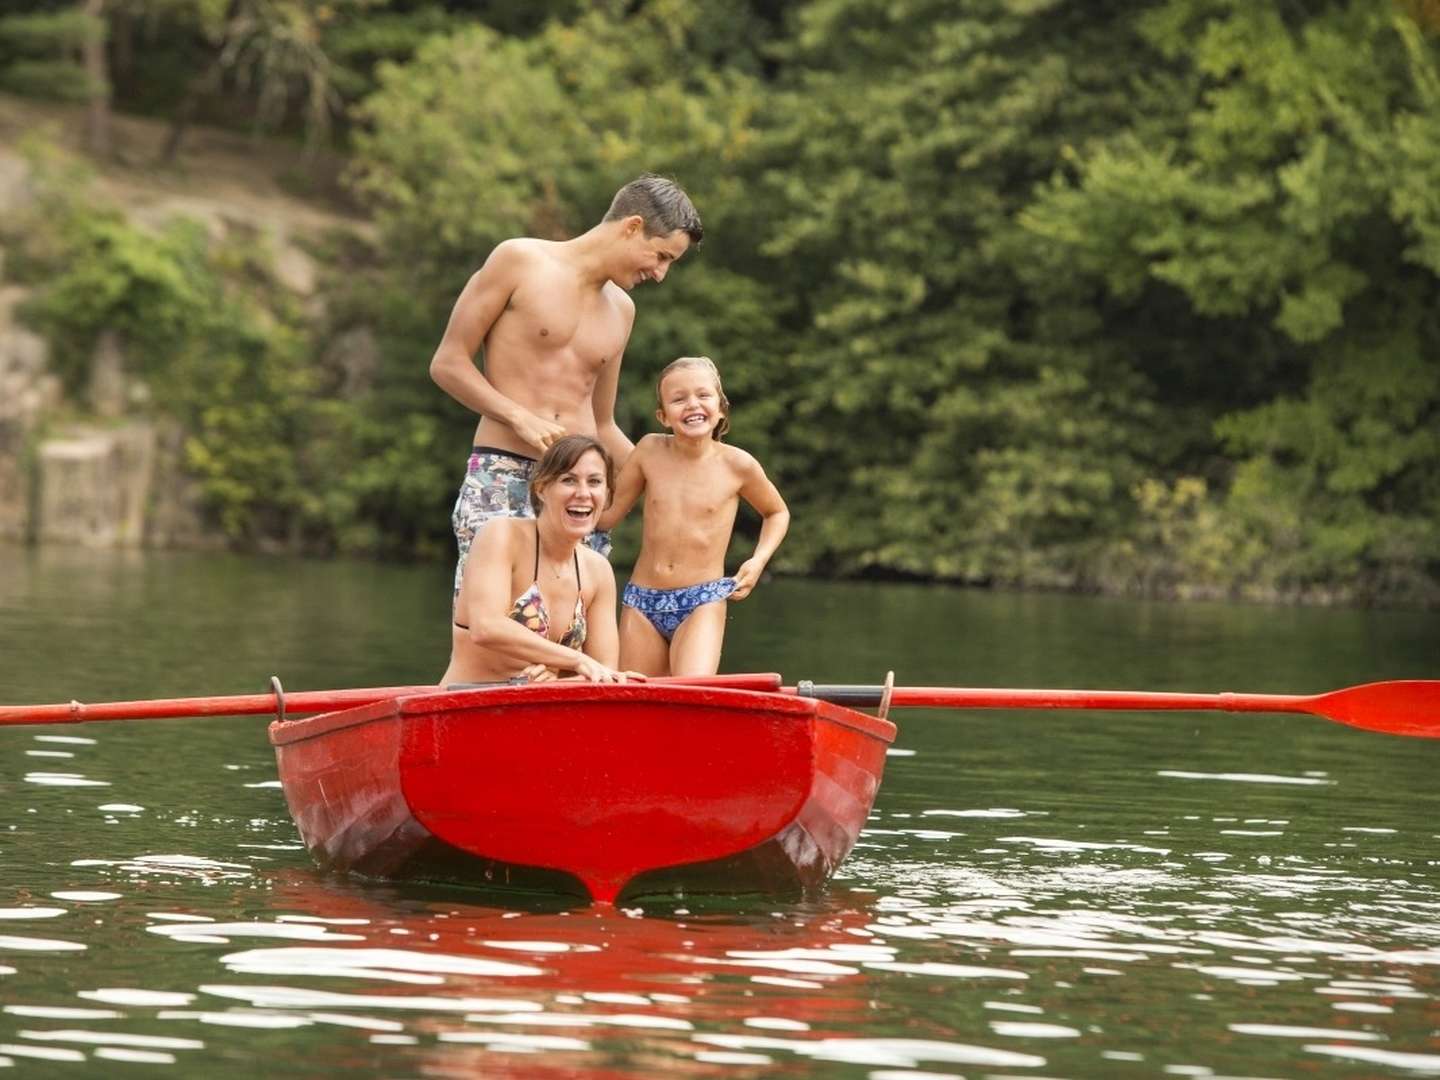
796,683,1317,714
888,687,1313,714
0,672,784,727
0,686,438,726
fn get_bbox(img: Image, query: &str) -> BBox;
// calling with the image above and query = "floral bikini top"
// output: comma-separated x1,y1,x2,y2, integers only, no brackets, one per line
509,530,587,649
454,529,587,649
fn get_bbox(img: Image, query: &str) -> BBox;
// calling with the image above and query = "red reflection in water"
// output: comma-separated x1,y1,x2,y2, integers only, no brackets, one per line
260,870,881,1077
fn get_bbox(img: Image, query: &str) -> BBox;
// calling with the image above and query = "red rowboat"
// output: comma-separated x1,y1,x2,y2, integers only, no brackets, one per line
267,677,896,904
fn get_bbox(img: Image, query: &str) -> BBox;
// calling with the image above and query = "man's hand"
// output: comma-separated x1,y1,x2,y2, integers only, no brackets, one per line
729,559,765,600
512,410,568,454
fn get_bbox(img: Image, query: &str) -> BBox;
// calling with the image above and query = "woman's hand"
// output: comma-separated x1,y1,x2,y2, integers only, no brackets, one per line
520,663,558,683
572,654,628,683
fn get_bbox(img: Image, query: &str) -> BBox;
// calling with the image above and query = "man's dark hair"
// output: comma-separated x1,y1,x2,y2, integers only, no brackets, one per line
604,174,703,245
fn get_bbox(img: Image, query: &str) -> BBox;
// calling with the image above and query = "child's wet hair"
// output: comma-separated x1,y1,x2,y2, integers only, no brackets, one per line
655,356,730,440
529,435,614,514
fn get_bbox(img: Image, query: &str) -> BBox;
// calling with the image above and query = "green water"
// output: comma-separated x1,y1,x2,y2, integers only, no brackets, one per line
1,544,1438,1077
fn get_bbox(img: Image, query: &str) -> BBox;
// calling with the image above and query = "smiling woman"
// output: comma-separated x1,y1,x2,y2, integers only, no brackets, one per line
442,436,627,685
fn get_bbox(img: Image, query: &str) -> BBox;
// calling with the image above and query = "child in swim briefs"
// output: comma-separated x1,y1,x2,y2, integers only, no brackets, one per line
452,447,610,599
598,355,789,676
621,577,738,642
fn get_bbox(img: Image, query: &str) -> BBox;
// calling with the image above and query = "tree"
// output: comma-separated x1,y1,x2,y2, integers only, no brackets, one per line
0,1,111,155
1021,1,1440,597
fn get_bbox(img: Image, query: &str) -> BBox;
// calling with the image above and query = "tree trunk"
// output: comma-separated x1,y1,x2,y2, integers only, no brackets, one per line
81,0,110,158
159,58,224,165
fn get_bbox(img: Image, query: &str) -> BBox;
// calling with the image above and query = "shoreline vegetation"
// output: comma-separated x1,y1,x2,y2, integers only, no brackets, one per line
0,1,1437,611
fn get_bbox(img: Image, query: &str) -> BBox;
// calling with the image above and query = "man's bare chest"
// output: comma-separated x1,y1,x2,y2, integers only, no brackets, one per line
500,283,627,359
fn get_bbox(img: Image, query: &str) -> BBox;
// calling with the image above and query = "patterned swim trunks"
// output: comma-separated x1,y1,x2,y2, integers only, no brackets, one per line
451,446,611,599
621,577,738,642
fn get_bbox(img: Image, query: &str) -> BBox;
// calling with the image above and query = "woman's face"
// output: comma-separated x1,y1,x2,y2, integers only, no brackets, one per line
538,449,609,538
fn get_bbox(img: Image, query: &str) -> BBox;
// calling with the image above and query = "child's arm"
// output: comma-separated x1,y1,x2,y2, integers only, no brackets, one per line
596,436,650,532
729,453,789,601
582,558,621,668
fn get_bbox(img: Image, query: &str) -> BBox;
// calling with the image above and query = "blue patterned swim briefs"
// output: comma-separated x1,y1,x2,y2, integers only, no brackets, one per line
622,577,737,642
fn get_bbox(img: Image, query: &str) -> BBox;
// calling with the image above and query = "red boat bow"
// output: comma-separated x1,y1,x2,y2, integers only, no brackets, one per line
269,681,896,903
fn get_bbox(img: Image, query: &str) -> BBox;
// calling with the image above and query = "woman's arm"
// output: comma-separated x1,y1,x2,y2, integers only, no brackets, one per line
729,452,790,601
596,436,649,532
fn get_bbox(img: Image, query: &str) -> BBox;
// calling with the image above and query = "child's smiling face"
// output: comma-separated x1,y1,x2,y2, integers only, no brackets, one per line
657,367,724,439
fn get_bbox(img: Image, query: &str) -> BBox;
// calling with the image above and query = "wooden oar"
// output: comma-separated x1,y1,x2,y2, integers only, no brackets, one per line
0,672,784,727
792,679,1440,739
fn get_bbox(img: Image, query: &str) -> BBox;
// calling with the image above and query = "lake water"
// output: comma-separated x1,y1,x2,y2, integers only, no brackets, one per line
1,544,1438,1077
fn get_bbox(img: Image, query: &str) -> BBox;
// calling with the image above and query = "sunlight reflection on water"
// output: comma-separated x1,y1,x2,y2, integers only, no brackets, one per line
2,556,1437,1076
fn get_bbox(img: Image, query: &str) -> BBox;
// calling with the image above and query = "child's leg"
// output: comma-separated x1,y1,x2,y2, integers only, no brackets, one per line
667,601,728,677
619,605,672,676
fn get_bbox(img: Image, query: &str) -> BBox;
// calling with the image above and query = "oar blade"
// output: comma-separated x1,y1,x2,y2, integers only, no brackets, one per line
1310,680,1440,738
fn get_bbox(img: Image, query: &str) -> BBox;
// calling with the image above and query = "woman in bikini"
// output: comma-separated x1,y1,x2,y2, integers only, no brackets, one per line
598,356,789,677
443,435,630,685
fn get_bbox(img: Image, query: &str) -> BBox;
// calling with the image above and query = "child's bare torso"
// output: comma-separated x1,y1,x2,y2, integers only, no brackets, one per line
631,437,743,588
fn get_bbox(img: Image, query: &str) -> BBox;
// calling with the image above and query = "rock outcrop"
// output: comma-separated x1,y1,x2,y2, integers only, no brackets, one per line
0,104,365,551
35,424,155,547
0,274,62,542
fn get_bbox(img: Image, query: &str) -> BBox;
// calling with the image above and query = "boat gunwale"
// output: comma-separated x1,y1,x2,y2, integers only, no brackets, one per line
268,682,897,747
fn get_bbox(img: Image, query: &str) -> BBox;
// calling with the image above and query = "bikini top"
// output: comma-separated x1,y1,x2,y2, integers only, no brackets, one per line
455,529,587,650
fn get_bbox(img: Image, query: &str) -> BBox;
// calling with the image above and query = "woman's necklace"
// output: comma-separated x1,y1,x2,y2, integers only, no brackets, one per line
535,524,574,582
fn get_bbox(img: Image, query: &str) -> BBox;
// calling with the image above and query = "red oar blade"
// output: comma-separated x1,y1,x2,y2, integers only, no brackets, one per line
1306,680,1440,739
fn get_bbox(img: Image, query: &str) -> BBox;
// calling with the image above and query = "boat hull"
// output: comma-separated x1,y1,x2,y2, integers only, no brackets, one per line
268,682,895,903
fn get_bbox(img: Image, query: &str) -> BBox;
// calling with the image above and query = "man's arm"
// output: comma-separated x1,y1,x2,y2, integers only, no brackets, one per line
590,291,637,468
429,241,566,451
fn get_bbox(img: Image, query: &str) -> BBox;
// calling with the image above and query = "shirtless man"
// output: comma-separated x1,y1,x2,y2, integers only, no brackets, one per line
430,174,702,596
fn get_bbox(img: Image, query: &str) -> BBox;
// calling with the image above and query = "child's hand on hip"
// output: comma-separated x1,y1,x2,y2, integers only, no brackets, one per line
729,559,764,600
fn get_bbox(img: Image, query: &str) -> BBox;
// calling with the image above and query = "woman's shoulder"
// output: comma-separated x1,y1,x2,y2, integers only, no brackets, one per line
476,515,531,551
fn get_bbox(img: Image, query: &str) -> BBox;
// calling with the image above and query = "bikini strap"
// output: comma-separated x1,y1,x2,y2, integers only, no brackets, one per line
573,549,582,590
532,525,541,582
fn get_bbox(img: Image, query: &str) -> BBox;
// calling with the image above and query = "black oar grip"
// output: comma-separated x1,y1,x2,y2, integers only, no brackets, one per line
796,681,884,707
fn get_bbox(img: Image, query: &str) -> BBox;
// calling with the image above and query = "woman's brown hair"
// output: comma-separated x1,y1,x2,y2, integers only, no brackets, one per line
529,435,615,514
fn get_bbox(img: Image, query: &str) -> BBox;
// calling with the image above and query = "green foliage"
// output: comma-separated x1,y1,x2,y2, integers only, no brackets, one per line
27,216,215,391
7,0,1437,602
339,0,1440,601
0,7,103,102
9,143,345,547
0,10,100,52
1022,0,1440,600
